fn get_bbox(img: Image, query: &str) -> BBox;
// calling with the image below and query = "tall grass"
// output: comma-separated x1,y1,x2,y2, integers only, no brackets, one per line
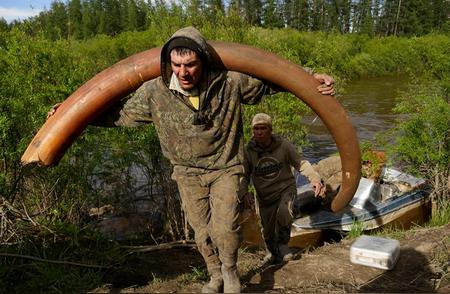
429,203,450,227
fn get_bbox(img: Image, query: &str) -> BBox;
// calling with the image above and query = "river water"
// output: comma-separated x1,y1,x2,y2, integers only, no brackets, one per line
95,75,412,238
301,75,410,163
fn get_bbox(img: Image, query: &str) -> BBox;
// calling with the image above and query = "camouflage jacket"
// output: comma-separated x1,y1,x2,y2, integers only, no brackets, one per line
95,27,275,170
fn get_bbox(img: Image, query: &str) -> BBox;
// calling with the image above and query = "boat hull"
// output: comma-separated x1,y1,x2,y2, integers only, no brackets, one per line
241,167,431,250
293,190,430,230
334,196,431,231
241,196,431,250
239,208,325,249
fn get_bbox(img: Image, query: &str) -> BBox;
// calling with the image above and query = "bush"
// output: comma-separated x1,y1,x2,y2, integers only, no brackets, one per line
387,80,450,207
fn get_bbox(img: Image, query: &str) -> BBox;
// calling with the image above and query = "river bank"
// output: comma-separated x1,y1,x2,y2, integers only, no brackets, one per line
91,223,450,293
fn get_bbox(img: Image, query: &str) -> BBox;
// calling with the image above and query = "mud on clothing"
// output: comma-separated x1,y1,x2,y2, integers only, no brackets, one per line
257,184,297,245
96,27,276,171
94,27,277,271
242,134,321,244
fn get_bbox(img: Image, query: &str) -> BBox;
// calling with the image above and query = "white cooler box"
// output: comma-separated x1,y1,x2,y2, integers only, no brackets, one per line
350,235,400,270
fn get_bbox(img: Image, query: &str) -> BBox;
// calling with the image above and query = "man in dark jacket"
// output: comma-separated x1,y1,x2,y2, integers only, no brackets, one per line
242,113,324,264
49,26,335,293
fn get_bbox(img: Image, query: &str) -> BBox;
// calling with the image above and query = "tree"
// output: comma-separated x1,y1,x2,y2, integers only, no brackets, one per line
310,0,326,31
0,18,9,32
6,0,448,38
183,0,204,23
103,0,123,35
332,0,352,33
204,0,225,20
135,0,150,30
93,0,107,35
431,0,450,32
68,0,83,39
243,0,263,26
262,0,284,27
378,0,400,36
81,0,96,39
372,0,383,35
228,0,243,16
353,0,375,35
283,0,309,30
401,0,434,35
46,1,69,39
125,0,139,31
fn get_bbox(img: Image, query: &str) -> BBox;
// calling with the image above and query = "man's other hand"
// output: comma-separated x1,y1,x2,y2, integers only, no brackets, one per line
47,102,62,119
310,181,324,197
313,73,335,96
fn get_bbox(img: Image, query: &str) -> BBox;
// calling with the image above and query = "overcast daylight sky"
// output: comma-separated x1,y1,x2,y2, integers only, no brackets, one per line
0,0,54,23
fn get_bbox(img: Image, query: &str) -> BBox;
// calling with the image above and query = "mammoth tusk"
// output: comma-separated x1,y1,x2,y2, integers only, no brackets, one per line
21,41,361,212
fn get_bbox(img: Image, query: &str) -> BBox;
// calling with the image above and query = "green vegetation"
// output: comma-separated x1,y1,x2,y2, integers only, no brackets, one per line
431,234,450,273
0,6,449,291
347,220,367,239
177,267,208,285
346,222,409,241
386,80,450,218
2,0,449,39
373,225,408,240
428,203,450,227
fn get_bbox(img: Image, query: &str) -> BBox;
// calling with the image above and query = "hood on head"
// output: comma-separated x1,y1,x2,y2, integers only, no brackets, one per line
160,26,212,87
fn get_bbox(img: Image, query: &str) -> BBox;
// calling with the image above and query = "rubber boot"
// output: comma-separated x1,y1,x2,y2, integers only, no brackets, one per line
278,243,295,262
263,239,281,265
221,264,241,293
262,251,275,265
201,266,223,293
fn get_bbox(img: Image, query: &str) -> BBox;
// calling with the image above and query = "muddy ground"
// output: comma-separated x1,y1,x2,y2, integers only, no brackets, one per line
92,224,450,293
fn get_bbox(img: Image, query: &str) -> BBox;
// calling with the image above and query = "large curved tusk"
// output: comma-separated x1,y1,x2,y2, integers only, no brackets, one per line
21,42,360,212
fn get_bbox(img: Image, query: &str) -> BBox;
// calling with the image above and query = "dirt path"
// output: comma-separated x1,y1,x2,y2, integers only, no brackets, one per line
93,224,450,293
247,224,450,293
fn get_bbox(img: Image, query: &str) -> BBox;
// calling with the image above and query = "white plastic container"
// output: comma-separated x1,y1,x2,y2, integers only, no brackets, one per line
350,235,400,270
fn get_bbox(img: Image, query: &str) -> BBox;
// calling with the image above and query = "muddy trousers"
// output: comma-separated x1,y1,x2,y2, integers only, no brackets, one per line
258,185,296,255
172,166,242,276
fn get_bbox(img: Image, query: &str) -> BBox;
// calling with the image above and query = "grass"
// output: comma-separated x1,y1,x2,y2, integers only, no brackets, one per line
346,205,448,241
346,220,366,239
177,266,208,284
429,203,450,227
1,258,106,293
373,225,409,240
150,272,163,284
431,235,450,273
0,228,128,292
